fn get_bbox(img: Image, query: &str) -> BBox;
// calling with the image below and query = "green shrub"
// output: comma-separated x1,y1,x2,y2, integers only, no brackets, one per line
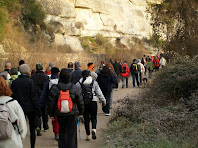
0,0,20,12
0,9,7,41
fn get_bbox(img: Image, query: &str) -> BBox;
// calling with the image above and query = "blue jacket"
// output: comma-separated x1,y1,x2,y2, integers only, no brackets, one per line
40,74,59,107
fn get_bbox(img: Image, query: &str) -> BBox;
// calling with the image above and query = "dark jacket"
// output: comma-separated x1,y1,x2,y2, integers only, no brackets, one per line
31,70,49,97
48,82,84,117
110,70,118,88
71,68,82,84
40,74,59,107
130,62,139,74
11,75,40,114
96,73,115,92
110,60,122,75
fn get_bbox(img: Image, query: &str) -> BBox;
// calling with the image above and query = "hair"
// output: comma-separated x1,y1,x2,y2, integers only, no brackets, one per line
75,61,81,69
82,70,90,83
31,69,36,75
68,62,73,69
0,77,12,96
5,61,11,69
105,63,114,71
10,68,18,75
59,68,71,84
100,66,111,77
133,59,137,62
87,62,93,67
115,59,118,63
45,66,51,72
19,60,25,66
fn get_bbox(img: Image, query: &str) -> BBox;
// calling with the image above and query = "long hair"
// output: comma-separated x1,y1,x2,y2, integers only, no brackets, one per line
105,63,114,71
81,70,90,83
0,76,12,96
100,66,110,77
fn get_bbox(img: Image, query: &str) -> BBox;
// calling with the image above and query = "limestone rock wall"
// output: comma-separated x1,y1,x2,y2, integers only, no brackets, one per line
37,0,160,51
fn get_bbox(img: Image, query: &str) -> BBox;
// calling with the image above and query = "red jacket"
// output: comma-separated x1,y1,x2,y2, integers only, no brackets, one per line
120,63,130,77
153,59,160,67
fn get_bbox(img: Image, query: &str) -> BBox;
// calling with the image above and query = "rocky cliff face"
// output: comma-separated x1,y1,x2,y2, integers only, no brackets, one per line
37,0,160,51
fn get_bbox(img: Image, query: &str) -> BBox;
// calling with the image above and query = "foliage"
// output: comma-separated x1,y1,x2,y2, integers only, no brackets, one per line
0,9,7,41
144,34,166,49
150,0,198,56
0,0,20,12
102,58,198,148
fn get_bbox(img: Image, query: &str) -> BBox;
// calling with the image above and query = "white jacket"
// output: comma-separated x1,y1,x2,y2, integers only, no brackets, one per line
0,96,27,148
137,62,145,73
76,76,106,104
160,57,166,66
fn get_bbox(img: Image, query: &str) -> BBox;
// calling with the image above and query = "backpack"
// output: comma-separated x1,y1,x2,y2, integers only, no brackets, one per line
57,86,73,113
80,80,94,104
0,99,14,140
132,63,138,71
121,65,127,73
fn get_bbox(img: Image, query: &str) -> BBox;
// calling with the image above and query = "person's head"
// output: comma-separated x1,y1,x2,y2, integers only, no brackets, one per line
19,64,31,76
106,63,114,71
144,55,146,57
45,66,51,72
0,76,12,97
115,59,118,63
5,61,11,70
68,62,73,69
82,70,91,82
137,59,141,63
36,63,43,71
75,61,81,69
133,59,137,63
19,60,25,66
31,69,36,75
87,63,94,71
59,68,71,84
100,66,110,77
10,68,18,75
51,67,60,75
100,61,105,68
49,62,55,68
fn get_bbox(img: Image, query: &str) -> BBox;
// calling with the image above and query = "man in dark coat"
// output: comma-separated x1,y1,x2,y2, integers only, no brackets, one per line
31,63,49,135
71,61,82,84
11,64,40,148
130,59,140,88
48,68,84,148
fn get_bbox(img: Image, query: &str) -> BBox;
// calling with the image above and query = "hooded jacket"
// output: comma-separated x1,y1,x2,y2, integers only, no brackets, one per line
48,82,84,117
76,76,106,104
120,63,130,77
0,96,27,148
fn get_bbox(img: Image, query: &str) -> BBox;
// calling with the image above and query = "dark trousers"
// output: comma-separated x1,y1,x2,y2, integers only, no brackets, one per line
57,115,77,148
132,73,139,87
102,91,111,114
139,72,142,85
83,101,97,135
115,74,120,89
37,105,49,130
26,112,37,148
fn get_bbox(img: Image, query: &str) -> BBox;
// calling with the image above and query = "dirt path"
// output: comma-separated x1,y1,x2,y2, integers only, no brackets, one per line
23,80,142,148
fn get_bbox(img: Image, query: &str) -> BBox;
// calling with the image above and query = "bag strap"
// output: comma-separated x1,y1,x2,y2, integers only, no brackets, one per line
57,84,73,92
0,99,15,105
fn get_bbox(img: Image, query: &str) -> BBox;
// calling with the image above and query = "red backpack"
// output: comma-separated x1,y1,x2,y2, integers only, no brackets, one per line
57,86,73,113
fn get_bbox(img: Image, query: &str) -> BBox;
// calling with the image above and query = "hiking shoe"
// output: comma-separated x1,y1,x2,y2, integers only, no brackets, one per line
55,135,59,141
105,113,111,116
36,127,42,136
91,129,96,140
115,88,119,91
44,127,49,132
86,135,91,141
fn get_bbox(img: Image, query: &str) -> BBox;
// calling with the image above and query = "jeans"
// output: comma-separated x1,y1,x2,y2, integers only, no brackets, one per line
139,72,142,85
121,76,128,88
83,101,97,135
132,73,139,87
57,115,77,148
25,112,37,148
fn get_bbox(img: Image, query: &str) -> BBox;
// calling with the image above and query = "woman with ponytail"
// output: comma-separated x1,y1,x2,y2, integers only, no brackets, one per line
76,70,106,141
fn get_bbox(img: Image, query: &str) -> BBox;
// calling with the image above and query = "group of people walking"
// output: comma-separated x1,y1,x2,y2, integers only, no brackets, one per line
0,54,166,148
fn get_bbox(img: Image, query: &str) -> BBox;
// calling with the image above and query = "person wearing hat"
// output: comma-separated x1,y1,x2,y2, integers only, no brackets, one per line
11,64,40,148
48,68,84,148
87,62,98,80
40,67,60,141
31,63,49,136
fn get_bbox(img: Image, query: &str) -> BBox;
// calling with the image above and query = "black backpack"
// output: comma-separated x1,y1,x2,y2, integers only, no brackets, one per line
121,65,127,73
131,64,138,71
80,80,94,104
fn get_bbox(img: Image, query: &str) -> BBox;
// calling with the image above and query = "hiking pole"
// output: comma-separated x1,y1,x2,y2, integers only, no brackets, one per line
78,117,81,140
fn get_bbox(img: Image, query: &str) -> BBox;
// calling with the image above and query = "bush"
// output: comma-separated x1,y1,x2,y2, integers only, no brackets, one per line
0,9,8,41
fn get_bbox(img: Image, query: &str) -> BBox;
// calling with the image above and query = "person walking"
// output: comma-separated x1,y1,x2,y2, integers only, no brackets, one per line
40,67,60,141
153,56,160,71
146,58,154,79
11,64,40,148
120,62,130,88
110,59,122,90
137,60,145,86
71,62,82,84
130,59,139,88
76,70,106,141
160,55,166,68
48,68,84,148
31,63,49,135
97,66,115,116
7,68,18,86
87,62,98,80
0,77,27,148
0,61,11,80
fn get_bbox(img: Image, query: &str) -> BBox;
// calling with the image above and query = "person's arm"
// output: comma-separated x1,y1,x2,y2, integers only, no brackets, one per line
16,102,27,139
74,85,84,115
40,81,49,107
48,85,59,117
